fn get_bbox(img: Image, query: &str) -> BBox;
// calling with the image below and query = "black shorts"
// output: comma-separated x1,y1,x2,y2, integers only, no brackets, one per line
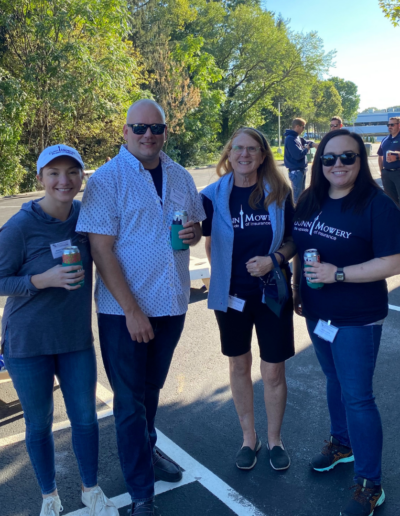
214,292,295,363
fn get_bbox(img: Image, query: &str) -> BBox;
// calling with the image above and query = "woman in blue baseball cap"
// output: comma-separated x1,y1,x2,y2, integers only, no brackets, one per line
0,145,118,516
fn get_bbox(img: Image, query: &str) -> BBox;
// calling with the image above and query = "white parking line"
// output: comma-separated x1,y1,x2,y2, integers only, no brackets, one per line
0,408,113,447
389,304,400,312
89,383,266,516
64,473,195,515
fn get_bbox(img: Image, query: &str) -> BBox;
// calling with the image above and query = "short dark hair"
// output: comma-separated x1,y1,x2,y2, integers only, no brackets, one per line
295,129,380,221
292,118,306,128
331,116,342,124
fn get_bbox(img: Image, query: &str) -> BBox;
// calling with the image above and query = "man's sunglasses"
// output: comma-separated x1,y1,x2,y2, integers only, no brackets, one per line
330,124,339,128
321,152,360,167
387,123,399,127
127,123,166,135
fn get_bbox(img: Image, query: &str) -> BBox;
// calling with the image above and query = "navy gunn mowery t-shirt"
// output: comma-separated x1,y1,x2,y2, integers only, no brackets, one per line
202,184,294,297
293,188,400,326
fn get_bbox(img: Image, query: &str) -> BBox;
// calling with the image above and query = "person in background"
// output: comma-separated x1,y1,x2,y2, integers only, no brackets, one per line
378,116,400,205
202,127,296,473
284,118,318,203
330,116,343,131
76,99,205,516
292,129,400,516
0,145,118,516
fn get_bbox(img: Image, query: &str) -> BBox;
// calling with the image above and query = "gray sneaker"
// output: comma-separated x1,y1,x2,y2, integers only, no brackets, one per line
268,441,291,471
235,435,262,470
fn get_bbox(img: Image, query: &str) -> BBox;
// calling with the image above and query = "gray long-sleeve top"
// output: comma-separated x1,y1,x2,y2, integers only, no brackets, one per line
0,200,93,358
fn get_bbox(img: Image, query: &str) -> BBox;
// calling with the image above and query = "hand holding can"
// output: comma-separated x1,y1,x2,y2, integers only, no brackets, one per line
62,247,85,287
304,249,324,289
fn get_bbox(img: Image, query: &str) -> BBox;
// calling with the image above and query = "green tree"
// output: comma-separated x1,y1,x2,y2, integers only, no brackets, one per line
330,77,360,122
306,80,343,134
207,7,334,141
0,0,144,186
379,0,400,26
0,69,28,195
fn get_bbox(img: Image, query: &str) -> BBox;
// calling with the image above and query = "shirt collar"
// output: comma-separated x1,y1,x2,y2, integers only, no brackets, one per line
119,144,175,171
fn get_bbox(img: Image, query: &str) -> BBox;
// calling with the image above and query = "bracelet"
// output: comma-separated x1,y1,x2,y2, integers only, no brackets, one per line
274,251,286,265
292,283,299,291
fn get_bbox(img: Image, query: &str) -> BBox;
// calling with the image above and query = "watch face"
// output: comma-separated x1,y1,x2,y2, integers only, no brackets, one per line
336,272,345,281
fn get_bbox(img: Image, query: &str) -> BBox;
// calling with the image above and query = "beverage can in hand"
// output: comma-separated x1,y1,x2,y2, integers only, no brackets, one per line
304,249,324,289
62,246,84,287
171,210,189,251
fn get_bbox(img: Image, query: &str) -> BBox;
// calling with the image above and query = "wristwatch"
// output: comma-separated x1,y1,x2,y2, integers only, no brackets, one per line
335,267,345,282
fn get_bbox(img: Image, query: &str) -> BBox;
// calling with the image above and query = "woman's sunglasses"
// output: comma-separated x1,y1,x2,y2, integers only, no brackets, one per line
320,152,360,167
127,123,166,135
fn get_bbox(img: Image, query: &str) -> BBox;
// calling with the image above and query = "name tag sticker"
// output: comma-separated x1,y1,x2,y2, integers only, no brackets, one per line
50,239,72,259
228,295,246,312
314,319,339,343
170,188,187,207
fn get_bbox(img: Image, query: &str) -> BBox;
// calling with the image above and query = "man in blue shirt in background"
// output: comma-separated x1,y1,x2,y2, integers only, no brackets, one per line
378,116,400,206
284,118,318,203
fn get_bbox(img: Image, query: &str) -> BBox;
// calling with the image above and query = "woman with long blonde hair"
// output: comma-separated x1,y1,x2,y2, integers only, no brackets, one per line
202,127,296,471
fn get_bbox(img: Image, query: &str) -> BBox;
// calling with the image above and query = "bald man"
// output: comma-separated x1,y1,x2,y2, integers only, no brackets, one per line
77,99,206,515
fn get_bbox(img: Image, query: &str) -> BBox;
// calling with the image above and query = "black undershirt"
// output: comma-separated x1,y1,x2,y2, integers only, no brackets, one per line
147,160,163,199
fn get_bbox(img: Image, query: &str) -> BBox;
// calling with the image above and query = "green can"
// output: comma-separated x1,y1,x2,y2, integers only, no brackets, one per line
171,210,189,251
62,246,84,287
304,248,324,290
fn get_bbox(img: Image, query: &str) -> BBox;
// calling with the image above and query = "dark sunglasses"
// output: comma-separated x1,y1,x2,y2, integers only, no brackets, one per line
387,123,399,127
127,123,166,135
330,124,339,128
320,152,360,167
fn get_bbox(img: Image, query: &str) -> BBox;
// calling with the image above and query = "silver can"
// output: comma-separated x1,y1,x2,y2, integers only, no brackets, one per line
304,249,320,264
304,248,324,290
172,210,188,226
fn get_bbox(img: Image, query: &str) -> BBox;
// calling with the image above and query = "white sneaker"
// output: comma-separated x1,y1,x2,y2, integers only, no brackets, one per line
82,486,118,516
40,495,63,516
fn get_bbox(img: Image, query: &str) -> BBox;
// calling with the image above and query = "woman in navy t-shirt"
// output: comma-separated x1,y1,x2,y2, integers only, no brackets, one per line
292,130,400,516
202,128,296,473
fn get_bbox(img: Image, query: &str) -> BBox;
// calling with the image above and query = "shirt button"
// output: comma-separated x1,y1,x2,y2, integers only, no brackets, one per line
170,283,173,287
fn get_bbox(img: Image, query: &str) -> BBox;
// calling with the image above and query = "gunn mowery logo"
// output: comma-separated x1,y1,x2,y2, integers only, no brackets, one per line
231,205,271,230
294,215,351,241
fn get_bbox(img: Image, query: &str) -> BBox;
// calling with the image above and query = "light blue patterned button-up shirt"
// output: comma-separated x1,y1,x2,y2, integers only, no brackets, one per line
76,145,206,317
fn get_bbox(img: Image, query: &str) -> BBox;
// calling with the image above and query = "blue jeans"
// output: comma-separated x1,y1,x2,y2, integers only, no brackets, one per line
3,339,99,495
288,169,306,203
98,313,185,503
306,319,383,484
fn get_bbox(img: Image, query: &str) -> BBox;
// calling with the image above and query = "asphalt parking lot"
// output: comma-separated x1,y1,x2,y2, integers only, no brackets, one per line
1,152,400,516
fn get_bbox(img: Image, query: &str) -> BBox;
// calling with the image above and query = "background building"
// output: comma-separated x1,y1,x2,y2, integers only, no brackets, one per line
345,108,400,141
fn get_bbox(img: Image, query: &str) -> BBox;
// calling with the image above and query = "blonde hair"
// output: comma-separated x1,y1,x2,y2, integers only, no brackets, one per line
216,127,290,210
389,116,400,123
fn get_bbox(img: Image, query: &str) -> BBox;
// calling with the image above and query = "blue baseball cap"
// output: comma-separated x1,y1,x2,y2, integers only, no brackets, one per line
37,145,85,174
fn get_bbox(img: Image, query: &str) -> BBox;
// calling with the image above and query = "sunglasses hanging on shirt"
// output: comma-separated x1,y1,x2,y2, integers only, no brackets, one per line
127,123,167,135
320,152,360,167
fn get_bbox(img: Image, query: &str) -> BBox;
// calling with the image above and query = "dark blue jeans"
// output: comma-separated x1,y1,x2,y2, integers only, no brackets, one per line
98,313,185,503
306,319,383,484
3,339,99,494
288,169,306,204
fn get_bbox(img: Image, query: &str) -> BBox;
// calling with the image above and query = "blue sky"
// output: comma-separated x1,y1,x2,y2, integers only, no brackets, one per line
264,0,399,111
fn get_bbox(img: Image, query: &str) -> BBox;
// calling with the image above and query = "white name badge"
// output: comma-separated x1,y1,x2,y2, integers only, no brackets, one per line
50,239,72,259
314,319,339,343
170,188,187,207
228,295,246,312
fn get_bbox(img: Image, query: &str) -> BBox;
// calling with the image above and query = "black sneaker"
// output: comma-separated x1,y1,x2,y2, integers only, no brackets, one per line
341,478,385,516
311,436,354,472
153,448,182,482
267,441,291,471
130,499,155,515
235,435,262,470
